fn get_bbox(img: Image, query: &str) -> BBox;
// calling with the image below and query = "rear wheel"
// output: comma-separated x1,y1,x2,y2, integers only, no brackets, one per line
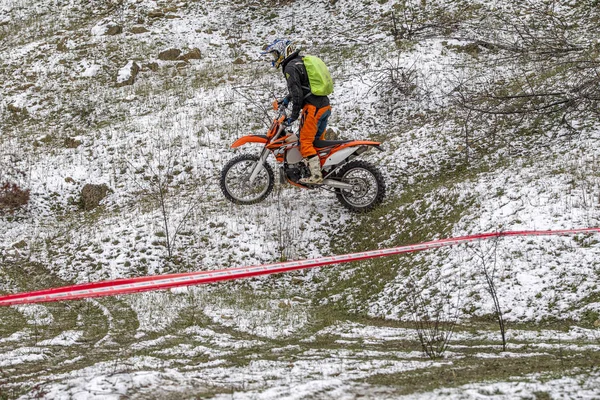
334,160,385,213
220,154,274,205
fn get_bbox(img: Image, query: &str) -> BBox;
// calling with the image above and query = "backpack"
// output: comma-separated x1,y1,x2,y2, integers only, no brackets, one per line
302,55,334,96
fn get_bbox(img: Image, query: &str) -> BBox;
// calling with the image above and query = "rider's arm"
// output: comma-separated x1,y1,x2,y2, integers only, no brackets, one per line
283,63,304,122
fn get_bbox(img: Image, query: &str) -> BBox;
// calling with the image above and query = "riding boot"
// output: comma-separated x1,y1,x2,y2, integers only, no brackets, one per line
300,155,323,184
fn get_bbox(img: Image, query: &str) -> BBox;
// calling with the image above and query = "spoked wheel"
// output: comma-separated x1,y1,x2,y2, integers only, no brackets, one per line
220,154,274,205
334,160,386,213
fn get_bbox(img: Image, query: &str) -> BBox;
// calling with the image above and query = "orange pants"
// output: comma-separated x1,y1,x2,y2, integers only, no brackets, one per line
298,104,332,158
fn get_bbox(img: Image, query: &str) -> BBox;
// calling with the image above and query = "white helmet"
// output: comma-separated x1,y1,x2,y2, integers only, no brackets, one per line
262,39,297,69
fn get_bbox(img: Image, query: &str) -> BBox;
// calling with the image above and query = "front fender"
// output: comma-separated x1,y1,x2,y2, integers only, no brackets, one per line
231,135,268,149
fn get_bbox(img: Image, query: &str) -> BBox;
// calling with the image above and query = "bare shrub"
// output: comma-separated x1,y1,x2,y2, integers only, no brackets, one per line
369,58,419,100
407,267,462,359
388,0,466,41
80,183,110,211
379,1,600,163
450,1,600,159
0,181,30,212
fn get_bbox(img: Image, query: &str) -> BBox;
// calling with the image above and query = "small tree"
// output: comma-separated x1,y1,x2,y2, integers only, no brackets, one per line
127,134,204,268
471,239,507,351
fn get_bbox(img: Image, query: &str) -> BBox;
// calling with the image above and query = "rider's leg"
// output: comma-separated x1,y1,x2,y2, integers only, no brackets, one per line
299,105,332,155
299,105,331,184
298,104,318,158
302,155,323,184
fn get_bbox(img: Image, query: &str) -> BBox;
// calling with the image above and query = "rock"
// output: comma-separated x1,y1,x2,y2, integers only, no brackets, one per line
80,183,110,211
57,38,68,52
278,300,291,309
12,240,27,249
105,24,123,35
143,62,159,72
130,26,149,34
158,48,182,61
64,137,82,148
148,10,164,18
7,104,25,113
65,177,76,184
16,83,34,91
179,48,201,61
233,57,245,65
325,128,338,140
91,21,123,36
116,61,140,86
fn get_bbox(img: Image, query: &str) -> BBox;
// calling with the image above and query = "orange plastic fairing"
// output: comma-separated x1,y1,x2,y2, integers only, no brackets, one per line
266,134,294,150
231,135,268,148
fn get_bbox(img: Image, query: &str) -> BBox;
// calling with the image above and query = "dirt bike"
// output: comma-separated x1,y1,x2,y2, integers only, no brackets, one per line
220,100,386,213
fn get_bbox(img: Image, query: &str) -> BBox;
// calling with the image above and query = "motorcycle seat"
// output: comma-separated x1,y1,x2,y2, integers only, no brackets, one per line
313,139,353,148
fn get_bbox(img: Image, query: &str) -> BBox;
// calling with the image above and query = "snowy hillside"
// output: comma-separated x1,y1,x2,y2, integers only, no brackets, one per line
1,0,600,398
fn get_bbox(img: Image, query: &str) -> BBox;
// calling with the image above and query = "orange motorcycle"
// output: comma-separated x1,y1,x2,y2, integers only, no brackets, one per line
220,101,385,212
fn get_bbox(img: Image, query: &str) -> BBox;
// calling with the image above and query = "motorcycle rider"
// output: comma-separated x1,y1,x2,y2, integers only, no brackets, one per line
262,39,331,185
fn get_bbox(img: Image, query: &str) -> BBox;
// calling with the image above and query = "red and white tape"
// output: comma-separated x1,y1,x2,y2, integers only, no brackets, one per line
1,228,599,307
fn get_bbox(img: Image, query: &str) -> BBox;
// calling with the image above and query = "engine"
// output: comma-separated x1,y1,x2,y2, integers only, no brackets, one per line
284,162,309,183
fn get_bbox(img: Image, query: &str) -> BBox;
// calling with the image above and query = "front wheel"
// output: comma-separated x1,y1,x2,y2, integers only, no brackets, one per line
220,154,274,205
334,160,386,213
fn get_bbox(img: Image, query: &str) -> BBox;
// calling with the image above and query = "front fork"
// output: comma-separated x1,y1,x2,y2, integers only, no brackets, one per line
248,121,287,183
248,148,270,183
